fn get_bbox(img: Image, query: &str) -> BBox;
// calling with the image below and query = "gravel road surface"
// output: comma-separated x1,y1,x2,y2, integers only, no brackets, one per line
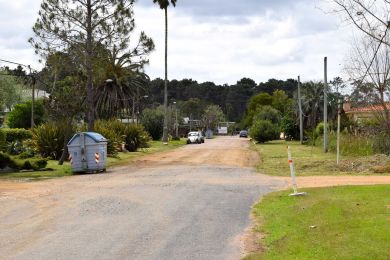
0,136,286,260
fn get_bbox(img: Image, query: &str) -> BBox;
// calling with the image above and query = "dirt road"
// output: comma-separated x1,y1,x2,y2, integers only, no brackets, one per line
1,137,390,259
0,137,285,260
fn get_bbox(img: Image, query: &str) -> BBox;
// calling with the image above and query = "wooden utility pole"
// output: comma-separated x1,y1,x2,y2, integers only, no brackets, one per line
29,65,35,128
298,76,303,144
323,57,328,153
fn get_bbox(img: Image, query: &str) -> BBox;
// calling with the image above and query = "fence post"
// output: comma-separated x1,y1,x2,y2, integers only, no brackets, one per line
287,146,307,196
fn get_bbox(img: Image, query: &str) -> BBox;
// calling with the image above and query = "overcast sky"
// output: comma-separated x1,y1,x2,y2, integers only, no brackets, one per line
0,0,353,85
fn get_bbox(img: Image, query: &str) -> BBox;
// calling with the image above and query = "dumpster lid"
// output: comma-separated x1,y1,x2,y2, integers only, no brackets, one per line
68,132,107,145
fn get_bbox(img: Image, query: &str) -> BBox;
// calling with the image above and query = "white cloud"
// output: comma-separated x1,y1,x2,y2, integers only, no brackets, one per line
134,1,352,84
0,0,353,84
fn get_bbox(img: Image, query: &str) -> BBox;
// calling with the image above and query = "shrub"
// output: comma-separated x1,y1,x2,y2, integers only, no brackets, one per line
140,108,164,140
33,158,48,169
0,152,48,171
7,140,24,155
3,128,32,142
315,122,328,136
0,152,17,169
16,158,48,170
93,119,151,153
94,120,122,156
30,122,66,159
372,132,390,155
0,129,6,152
251,119,280,143
281,115,299,140
304,128,319,146
18,150,35,159
22,160,33,170
6,99,47,129
123,124,150,152
253,105,281,125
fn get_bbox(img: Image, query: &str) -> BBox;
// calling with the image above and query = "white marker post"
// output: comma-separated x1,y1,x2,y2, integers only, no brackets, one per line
287,146,307,196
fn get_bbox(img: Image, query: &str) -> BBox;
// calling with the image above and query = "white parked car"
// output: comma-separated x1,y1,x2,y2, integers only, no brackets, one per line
186,131,204,144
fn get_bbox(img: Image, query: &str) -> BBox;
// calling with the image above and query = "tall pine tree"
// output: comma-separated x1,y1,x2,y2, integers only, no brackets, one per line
30,0,154,130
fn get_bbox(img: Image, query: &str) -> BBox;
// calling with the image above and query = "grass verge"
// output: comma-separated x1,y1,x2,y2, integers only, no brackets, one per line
0,139,185,180
245,185,390,260
253,140,390,176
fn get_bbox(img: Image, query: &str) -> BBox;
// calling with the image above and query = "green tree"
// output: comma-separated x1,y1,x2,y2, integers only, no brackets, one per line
140,108,164,140
247,93,273,112
251,120,280,143
180,98,207,120
253,105,281,125
272,90,291,114
201,105,226,130
6,99,47,129
153,0,177,143
250,106,281,143
301,81,324,129
30,0,154,131
0,69,24,111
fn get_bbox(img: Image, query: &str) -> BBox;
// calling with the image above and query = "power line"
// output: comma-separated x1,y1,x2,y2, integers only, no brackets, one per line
0,58,39,74
359,28,389,84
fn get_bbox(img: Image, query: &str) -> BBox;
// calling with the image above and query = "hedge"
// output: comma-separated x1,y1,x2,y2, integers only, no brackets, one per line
3,128,32,142
0,152,47,171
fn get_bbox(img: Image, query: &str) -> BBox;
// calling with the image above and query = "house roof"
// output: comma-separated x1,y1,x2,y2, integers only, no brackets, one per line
345,103,390,114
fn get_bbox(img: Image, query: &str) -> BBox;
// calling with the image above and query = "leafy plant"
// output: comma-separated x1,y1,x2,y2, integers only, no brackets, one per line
251,120,280,143
6,99,47,129
123,124,150,152
18,158,48,170
93,119,150,153
94,120,123,156
140,108,164,140
250,106,281,143
0,152,17,169
3,128,32,142
30,122,66,159
0,129,6,152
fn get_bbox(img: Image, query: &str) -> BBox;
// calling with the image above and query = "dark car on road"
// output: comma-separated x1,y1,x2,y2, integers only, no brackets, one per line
239,130,248,138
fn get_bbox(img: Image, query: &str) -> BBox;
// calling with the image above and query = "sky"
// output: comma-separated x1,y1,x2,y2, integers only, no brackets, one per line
0,0,354,85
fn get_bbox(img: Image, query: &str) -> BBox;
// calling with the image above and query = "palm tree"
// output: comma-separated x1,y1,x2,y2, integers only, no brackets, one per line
300,81,324,129
153,0,177,143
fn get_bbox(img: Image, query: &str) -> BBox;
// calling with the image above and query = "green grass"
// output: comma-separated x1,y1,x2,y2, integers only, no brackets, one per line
0,139,185,181
253,140,390,176
246,185,390,260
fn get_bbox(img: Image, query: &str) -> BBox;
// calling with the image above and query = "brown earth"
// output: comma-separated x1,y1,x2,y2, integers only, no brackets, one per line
132,136,260,168
1,136,390,259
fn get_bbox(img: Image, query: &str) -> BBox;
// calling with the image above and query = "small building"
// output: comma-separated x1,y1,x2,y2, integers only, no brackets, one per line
343,102,390,123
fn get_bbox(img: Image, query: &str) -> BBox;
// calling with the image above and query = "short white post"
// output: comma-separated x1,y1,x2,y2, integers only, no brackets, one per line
336,102,341,165
287,146,307,196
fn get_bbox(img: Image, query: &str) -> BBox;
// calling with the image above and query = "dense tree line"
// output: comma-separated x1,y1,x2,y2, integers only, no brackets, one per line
145,77,298,123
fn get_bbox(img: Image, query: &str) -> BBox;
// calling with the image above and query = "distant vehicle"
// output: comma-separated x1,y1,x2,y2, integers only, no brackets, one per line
239,130,248,138
187,131,204,144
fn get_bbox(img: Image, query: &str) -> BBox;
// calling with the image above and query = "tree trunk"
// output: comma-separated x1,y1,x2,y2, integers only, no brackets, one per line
58,120,72,165
162,7,169,143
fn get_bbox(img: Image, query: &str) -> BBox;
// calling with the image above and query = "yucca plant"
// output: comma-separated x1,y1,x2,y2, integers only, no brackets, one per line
123,124,151,152
31,122,65,159
94,120,123,156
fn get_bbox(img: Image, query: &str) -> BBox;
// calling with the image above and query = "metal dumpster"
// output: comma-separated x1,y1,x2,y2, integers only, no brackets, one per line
67,132,107,173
